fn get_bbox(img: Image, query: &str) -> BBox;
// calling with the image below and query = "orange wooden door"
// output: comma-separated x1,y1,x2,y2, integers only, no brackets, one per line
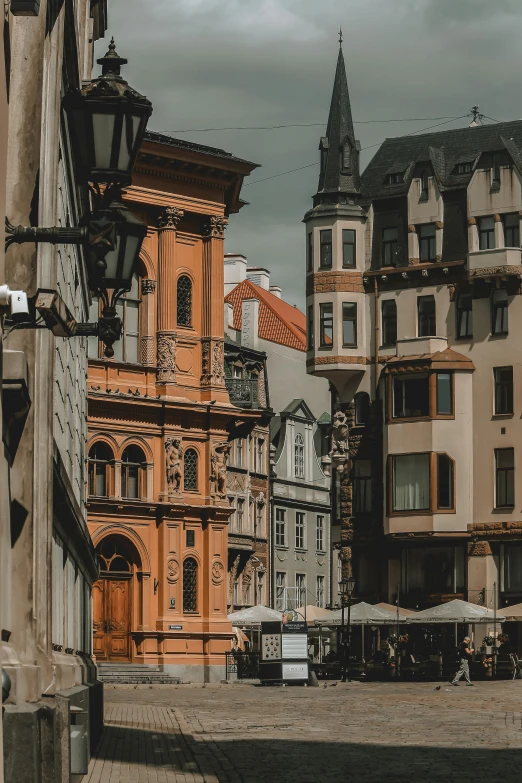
92,577,132,661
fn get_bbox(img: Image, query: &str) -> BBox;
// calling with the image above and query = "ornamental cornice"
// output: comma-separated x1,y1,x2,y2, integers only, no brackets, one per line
469,265,522,277
307,355,371,368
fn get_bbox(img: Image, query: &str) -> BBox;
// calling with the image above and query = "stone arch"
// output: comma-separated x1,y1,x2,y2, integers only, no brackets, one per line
91,524,151,574
138,246,155,281
118,436,154,462
87,432,119,453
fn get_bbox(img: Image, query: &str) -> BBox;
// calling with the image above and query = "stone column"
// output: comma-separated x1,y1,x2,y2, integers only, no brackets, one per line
494,214,503,248
201,215,228,399
157,207,183,383
468,217,479,252
140,279,157,366
435,221,444,262
407,224,419,265
114,460,122,499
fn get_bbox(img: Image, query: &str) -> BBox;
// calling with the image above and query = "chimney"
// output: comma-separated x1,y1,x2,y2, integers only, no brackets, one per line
269,285,282,298
241,298,259,350
246,267,270,290
224,253,247,295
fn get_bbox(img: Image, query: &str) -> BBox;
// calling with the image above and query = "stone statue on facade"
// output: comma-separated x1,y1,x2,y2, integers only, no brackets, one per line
330,409,349,473
241,558,254,605
211,441,231,498
228,554,240,608
165,437,182,493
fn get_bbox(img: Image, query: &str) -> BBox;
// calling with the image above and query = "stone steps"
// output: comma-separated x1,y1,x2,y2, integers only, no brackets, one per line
97,663,181,685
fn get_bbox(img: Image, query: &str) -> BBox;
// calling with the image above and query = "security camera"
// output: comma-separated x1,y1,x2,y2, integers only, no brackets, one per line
0,285,31,323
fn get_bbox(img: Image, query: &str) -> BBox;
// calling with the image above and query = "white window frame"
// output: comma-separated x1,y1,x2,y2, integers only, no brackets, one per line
275,507,286,547
294,433,305,479
316,515,325,552
295,511,306,550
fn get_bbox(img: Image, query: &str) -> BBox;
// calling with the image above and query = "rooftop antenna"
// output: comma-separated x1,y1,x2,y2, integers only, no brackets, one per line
469,105,483,127
338,26,343,47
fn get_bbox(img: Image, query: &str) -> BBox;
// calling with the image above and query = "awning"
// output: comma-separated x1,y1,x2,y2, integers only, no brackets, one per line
405,599,505,624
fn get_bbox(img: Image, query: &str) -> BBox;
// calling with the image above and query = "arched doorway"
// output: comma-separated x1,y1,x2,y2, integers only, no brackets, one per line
93,535,141,661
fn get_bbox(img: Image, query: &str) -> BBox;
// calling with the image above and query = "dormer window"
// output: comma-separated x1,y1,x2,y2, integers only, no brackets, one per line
340,137,352,174
455,162,472,175
387,172,404,185
420,170,429,201
491,154,501,191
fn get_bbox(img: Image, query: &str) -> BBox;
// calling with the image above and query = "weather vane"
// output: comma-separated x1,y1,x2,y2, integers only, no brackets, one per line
338,26,343,46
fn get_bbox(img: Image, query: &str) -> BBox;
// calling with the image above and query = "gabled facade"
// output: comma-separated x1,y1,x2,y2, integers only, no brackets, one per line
270,400,331,611
306,43,522,616
87,131,259,682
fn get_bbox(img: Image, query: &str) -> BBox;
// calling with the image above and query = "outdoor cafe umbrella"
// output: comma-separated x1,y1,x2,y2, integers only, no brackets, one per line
404,599,505,624
374,602,417,617
499,602,522,621
315,602,412,626
296,605,335,626
227,605,282,627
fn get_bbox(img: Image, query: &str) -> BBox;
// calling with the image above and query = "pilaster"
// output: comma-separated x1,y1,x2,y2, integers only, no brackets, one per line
157,207,183,385
141,278,156,366
200,215,228,400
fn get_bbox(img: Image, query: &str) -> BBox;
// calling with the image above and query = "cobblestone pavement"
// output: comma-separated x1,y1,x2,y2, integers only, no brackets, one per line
86,681,522,782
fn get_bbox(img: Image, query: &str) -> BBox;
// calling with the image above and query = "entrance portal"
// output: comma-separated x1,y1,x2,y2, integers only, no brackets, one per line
93,537,137,662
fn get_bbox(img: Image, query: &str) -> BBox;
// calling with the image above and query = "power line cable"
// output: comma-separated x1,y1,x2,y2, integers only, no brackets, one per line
244,114,470,187
156,116,464,134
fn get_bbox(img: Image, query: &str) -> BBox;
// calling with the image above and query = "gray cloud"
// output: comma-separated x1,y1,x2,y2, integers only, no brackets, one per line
101,0,522,307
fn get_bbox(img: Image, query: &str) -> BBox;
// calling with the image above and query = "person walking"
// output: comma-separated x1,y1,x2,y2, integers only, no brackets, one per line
452,636,474,686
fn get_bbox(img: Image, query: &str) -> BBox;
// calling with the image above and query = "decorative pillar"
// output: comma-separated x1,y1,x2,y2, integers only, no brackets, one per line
494,214,503,248
114,460,122,499
407,225,419,265
468,217,478,252
435,221,444,262
146,463,154,501
157,207,183,383
201,215,228,395
141,278,157,366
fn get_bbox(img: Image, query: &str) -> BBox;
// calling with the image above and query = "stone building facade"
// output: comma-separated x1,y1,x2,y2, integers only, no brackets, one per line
306,42,522,615
87,131,260,682
1,3,107,781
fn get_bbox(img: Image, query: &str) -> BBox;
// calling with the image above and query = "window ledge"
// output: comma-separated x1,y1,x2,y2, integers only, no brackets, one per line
492,413,514,419
318,346,333,351
295,547,308,553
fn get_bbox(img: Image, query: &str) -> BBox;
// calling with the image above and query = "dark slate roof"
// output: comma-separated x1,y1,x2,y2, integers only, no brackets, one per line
280,399,316,422
361,120,522,199
144,130,259,168
316,47,360,197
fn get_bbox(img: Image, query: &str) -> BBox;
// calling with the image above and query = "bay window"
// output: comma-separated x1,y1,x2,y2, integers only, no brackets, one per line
392,373,429,419
320,230,332,268
503,213,520,247
319,303,333,347
436,373,452,415
417,295,436,336
391,452,455,513
342,229,356,267
418,224,436,262
342,302,357,347
478,216,495,249
382,227,399,267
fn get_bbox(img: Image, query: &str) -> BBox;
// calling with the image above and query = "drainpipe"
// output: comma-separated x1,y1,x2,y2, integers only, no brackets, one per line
373,276,379,400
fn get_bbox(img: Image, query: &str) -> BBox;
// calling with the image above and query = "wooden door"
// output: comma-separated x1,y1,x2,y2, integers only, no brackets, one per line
92,577,132,661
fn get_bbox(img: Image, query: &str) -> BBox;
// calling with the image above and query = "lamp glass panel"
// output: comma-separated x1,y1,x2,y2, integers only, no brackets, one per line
118,114,142,171
121,235,140,282
103,236,122,281
126,299,139,334
72,109,89,166
92,113,115,170
113,299,125,361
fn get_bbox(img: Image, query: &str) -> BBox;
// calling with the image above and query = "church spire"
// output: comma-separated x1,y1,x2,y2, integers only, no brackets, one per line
316,38,360,202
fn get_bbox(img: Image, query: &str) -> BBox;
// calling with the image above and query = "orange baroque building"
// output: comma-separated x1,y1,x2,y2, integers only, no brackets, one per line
86,131,261,682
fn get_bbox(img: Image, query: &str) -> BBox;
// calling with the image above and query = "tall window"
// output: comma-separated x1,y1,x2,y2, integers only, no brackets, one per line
237,498,245,531
491,289,508,335
456,293,473,338
382,299,397,346
436,373,452,415
503,214,520,247
275,508,286,546
355,392,370,426
316,575,325,608
296,574,306,608
177,275,192,327
353,460,372,513
184,448,198,491
294,434,305,479
437,454,454,509
319,303,333,347
183,557,198,613
420,170,429,200
236,439,243,468
418,295,436,336
121,445,145,499
393,374,429,419
114,273,140,363
496,448,514,508
342,303,357,347
295,512,305,549
342,229,356,267
383,227,399,267
307,232,314,272
307,305,314,350
257,439,265,473
392,454,430,512
494,367,513,415
316,516,324,551
478,216,495,250
418,224,436,262
275,572,286,611
88,442,113,497
320,230,332,268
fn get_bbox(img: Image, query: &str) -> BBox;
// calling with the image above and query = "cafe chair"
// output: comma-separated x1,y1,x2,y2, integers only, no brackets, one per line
508,653,522,680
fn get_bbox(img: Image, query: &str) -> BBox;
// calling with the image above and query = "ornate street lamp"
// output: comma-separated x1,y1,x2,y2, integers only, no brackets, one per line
63,39,153,187
5,38,152,357
339,576,356,683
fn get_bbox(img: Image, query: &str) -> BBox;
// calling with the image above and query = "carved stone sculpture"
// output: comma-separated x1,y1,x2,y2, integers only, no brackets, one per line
157,331,176,382
141,279,157,294
205,215,228,239
228,554,240,608
212,341,225,385
165,437,182,493
211,441,231,498
159,206,184,229
330,409,349,473
241,558,253,604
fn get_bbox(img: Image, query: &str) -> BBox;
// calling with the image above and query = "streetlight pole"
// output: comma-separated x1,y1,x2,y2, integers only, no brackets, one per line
339,576,356,683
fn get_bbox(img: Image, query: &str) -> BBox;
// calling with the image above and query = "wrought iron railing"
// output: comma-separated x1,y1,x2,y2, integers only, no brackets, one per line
225,651,260,680
225,378,259,409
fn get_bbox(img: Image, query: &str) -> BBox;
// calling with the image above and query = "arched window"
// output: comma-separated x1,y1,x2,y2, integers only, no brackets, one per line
177,275,192,327
294,433,305,479
96,537,133,573
88,442,114,497
183,557,198,613
354,393,370,426
184,448,198,491
113,273,141,363
121,445,146,499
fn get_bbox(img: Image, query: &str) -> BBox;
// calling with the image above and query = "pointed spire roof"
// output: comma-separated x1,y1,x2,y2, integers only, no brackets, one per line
316,42,361,201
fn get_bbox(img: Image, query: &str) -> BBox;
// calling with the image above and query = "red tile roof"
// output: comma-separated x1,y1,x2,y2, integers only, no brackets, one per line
225,280,307,352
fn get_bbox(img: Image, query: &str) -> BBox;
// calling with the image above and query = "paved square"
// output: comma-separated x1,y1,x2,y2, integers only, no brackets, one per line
87,681,522,782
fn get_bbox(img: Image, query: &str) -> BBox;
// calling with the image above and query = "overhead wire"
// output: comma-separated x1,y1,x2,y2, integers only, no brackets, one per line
157,116,462,133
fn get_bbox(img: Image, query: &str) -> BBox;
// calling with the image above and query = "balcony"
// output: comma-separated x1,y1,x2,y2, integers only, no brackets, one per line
468,247,522,278
226,378,259,409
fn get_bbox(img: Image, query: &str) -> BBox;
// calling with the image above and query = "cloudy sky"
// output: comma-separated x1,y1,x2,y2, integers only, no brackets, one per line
99,0,522,307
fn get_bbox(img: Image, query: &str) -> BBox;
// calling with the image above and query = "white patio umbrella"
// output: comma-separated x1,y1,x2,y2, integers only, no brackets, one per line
227,605,282,626
315,602,410,626
499,602,522,622
405,599,505,624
